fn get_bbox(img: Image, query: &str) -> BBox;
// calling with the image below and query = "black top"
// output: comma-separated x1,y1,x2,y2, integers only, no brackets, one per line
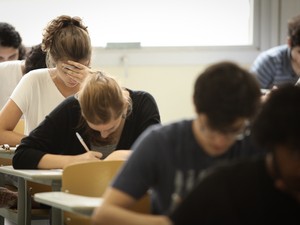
170,156,300,225
13,89,160,169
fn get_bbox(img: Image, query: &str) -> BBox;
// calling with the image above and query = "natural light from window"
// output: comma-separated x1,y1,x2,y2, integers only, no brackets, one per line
1,0,252,47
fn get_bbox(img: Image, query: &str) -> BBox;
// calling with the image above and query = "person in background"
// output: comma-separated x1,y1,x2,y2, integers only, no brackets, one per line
12,71,160,169
0,44,47,109
91,61,265,225
0,22,26,62
0,15,93,146
170,84,300,225
251,14,300,89
0,14,94,209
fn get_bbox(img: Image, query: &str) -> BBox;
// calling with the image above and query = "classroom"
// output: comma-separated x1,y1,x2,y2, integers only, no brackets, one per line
2,0,298,124
0,0,300,224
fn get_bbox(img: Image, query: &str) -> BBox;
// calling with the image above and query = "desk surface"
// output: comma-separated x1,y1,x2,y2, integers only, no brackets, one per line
0,166,63,225
34,192,102,216
0,148,15,159
0,166,62,185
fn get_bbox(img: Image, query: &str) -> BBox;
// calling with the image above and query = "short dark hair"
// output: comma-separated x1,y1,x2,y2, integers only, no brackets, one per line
193,61,261,130
288,14,300,48
0,22,26,60
252,84,300,152
24,44,47,74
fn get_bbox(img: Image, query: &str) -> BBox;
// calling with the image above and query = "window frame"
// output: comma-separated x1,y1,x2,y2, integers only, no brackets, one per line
91,0,282,67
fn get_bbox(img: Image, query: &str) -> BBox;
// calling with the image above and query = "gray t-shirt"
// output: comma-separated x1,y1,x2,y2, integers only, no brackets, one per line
112,120,265,214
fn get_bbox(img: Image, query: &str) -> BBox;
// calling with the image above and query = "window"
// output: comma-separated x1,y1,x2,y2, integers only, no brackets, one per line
1,0,253,47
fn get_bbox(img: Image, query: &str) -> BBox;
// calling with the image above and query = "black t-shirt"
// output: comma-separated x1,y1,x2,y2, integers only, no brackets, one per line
170,157,300,225
13,89,160,169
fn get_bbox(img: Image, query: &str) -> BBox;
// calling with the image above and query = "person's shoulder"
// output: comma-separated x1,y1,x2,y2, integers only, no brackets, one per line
0,60,23,74
21,68,49,81
0,60,24,68
49,95,79,115
147,119,192,135
128,89,155,100
201,155,264,183
61,95,79,107
263,45,288,57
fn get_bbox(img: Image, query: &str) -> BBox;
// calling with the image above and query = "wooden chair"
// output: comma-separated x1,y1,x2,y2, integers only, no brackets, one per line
62,160,150,225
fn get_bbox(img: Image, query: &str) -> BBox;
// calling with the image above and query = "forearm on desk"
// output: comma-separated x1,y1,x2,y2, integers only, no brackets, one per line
37,154,78,169
92,203,172,225
0,130,25,146
37,151,102,169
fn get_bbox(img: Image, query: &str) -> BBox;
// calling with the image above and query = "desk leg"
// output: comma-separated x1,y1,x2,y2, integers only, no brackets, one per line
0,172,5,225
17,177,26,225
51,208,62,225
51,180,62,225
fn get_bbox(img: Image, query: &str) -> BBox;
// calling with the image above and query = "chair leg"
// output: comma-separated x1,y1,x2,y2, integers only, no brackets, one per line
17,178,26,225
0,216,4,225
25,186,32,225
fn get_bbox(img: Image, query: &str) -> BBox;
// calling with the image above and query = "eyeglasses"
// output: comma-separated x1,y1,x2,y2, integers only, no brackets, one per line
200,120,250,141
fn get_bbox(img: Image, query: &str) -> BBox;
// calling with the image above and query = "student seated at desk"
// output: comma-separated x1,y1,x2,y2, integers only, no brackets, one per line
170,85,300,225
13,71,160,169
91,61,265,225
0,22,26,62
0,15,93,209
0,43,47,110
0,15,93,146
250,14,300,89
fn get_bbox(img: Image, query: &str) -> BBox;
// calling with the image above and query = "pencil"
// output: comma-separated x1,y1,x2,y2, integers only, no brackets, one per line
76,132,90,152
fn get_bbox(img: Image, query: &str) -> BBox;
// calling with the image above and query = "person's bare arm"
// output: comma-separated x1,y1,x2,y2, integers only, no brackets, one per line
92,188,172,225
37,151,102,169
104,150,132,161
0,99,25,145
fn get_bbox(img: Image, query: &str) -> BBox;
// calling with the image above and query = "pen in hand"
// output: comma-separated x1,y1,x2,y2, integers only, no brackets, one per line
76,132,90,152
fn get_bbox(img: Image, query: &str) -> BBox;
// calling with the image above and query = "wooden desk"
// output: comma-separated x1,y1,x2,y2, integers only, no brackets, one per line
0,166,62,225
34,192,102,217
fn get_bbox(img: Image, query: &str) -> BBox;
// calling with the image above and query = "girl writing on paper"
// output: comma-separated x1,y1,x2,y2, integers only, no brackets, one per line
13,71,161,169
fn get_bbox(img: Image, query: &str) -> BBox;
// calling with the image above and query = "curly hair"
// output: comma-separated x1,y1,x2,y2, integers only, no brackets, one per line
41,15,91,67
24,44,47,74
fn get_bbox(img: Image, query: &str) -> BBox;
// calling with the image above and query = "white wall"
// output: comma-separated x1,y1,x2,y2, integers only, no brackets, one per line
89,0,300,124
2,0,300,124
98,65,203,124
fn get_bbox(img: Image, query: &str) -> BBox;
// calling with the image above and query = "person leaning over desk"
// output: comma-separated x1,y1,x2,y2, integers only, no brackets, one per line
0,15,93,146
12,71,160,169
0,43,47,110
250,14,300,89
91,61,266,225
0,15,95,209
170,84,300,225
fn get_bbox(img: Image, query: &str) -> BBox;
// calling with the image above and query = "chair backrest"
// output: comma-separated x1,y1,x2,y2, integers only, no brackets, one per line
62,160,125,196
62,160,125,225
62,160,151,225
